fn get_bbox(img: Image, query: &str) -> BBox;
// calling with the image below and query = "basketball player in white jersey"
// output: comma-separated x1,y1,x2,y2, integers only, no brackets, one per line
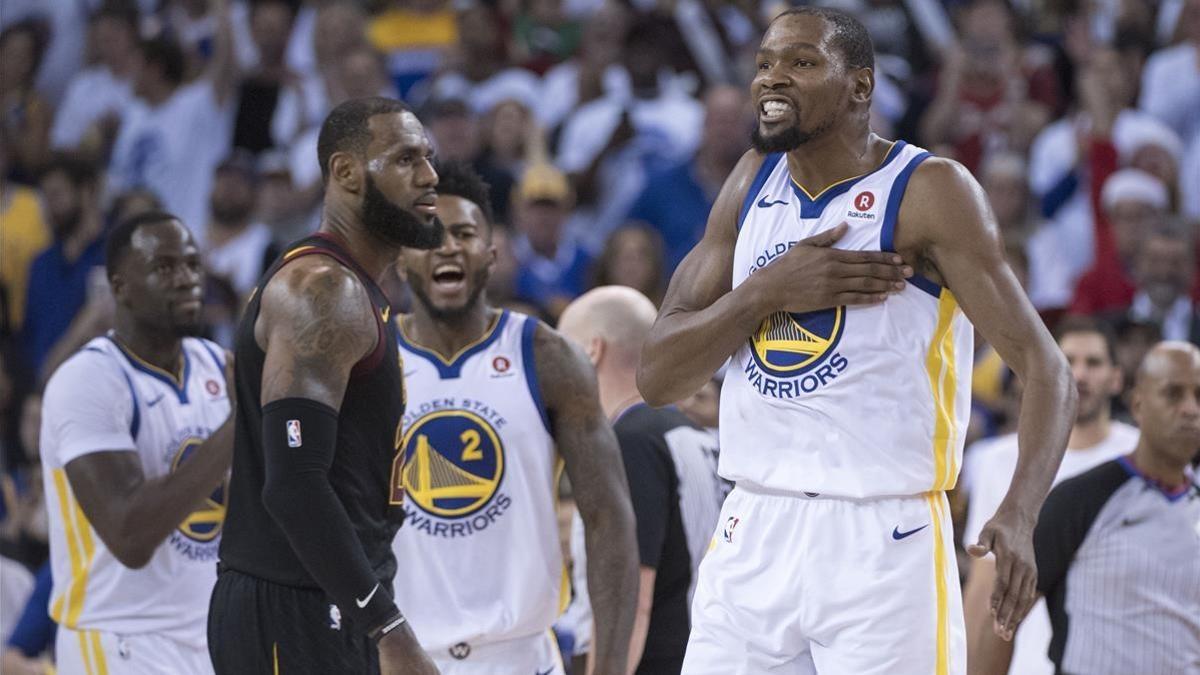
638,8,1077,674
390,162,638,674
39,212,234,673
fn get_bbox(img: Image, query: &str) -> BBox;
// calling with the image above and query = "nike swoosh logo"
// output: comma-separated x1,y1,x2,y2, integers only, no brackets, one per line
1120,517,1147,528
536,669,554,675
757,196,788,208
146,393,165,408
355,583,380,608
892,524,928,540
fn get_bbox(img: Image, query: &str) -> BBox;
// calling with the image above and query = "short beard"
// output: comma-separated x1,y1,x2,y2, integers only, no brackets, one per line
361,175,444,250
750,116,835,154
210,202,252,227
407,266,490,322
51,210,82,241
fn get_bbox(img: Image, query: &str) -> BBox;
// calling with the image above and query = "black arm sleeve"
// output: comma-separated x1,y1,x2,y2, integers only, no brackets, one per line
260,398,398,632
1034,461,1128,596
617,426,673,568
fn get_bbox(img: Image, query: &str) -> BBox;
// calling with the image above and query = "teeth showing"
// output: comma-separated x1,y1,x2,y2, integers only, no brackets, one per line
762,100,791,115
433,264,464,281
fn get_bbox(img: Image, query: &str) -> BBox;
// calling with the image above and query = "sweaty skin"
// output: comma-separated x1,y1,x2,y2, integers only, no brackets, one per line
253,109,439,675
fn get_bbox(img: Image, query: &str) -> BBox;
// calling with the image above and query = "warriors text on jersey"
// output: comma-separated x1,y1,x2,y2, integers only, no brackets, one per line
391,310,566,652
722,142,974,498
40,334,231,647
218,233,407,591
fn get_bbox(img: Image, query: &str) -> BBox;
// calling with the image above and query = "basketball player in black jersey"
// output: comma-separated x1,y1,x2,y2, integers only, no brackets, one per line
209,97,443,674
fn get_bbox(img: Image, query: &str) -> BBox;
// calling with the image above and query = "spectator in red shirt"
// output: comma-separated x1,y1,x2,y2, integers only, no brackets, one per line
1071,169,1169,315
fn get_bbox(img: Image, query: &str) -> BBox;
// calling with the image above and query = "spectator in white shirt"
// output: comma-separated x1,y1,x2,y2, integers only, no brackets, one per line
50,2,139,155
203,150,271,299
107,0,238,248
1140,0,1200,141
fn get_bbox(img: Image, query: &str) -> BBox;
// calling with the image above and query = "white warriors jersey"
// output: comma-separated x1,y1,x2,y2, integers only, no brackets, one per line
391,310,566,652
721,141,974,499
40,334,231,648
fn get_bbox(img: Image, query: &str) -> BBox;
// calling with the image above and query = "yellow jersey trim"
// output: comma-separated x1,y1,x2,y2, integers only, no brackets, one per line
925,291,959,491
77,630,95,675
396,312,503,366
789,140,898,201
89,631,109,675
52,469,96,628
927,493,951,675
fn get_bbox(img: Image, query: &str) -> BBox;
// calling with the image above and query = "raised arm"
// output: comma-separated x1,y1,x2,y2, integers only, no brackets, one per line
898,158,1076,639
535,323,638,675
64,355,235,569
638,150,911,405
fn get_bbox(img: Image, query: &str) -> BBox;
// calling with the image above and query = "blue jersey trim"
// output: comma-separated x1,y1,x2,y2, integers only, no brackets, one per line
106,336,192,404
86,344,141,439
521,316,552,433
118,367,141,440
737,153,784,231
398,310,510,379
879,151,941,298
198,339,225,372
788,141,907,219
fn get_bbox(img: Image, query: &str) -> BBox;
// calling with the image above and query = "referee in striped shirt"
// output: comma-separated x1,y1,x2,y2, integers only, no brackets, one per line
1031,341,1200,675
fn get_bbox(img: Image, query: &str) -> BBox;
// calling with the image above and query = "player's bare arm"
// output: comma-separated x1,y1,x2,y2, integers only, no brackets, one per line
963,559,1013,674
638,150,911,405
534,323,638,675
66,355,235,570
257,257,435,672
895,157,1077,639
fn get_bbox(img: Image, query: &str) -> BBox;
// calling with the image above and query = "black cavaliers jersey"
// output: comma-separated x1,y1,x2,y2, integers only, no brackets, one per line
218,233,407,590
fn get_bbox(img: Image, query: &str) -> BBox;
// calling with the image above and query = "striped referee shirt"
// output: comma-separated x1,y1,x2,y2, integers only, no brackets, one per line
1033,457,1200,675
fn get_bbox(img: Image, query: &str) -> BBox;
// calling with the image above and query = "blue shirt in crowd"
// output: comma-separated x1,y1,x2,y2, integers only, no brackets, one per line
21,237,105,376
627,159,716,271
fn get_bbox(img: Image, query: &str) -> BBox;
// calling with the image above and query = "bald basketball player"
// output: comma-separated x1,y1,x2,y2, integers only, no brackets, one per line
560,287,728,675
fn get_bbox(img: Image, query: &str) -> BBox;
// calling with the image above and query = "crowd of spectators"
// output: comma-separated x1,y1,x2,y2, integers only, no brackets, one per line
1,0,1198,669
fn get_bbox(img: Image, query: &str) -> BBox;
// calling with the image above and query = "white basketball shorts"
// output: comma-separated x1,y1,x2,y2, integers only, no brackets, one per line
682,485,965,675
56,627,213,675
431,629,566,675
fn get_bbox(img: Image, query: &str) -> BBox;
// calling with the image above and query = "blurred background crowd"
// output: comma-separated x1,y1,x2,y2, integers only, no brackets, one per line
1,0,1198,668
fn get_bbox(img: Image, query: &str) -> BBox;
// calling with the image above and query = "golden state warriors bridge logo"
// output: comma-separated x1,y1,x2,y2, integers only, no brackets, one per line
169,436,227,560
745,308,850,398
401,410,511,537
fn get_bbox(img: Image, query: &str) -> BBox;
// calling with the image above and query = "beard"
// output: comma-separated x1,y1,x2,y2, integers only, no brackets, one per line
406,265,490,322
362,175,444,250
750,114,836,154
50,208,82,240
210,200,253,227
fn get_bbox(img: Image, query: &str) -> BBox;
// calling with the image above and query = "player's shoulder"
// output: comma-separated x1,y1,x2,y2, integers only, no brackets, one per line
43,338,127,404
261,254,374,332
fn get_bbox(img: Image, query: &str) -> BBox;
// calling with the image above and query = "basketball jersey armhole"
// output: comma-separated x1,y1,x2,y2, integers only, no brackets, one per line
276,247,388,377
737,153,785,232
878,151,942,298
521,316,552,433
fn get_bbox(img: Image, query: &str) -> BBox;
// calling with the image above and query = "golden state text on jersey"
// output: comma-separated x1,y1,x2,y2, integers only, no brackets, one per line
721,143,975,499
400,401,512,537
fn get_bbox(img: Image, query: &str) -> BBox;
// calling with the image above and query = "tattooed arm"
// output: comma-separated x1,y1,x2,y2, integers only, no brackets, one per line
255,258,431,669
535,322,638,675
